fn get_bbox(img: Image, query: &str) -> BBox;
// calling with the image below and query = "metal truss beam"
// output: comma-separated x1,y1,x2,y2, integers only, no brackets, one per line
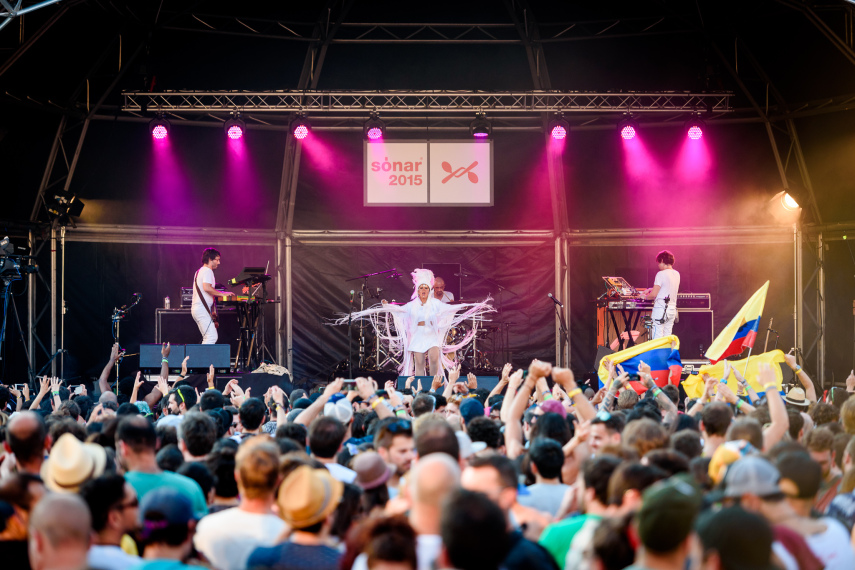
0,0,64,32
123,90,733,115
779,0,855,66
159,13,694,44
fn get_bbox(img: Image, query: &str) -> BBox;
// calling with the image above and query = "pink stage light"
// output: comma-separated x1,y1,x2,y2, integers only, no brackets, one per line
551,125,567,140
620,125,636,140
151,125,168,140
687,125,703,140
293,125,309,140
366,126,383,140
473,131,489,139
227,125,244,140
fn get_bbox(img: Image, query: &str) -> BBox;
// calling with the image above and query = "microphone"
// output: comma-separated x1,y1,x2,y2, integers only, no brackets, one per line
548,293,564,308
349,290,355,304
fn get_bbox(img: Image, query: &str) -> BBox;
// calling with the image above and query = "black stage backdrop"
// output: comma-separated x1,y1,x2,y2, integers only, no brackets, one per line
289,243,556,382
16,242,276,384
568,243,796,374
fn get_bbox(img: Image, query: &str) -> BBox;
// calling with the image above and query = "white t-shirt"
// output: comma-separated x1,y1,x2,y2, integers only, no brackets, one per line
436,291,454,303
805,517,855,570
653,268,680,309
325,461,357,484
87,544,140,570
192,266,216,310
193,508,287,570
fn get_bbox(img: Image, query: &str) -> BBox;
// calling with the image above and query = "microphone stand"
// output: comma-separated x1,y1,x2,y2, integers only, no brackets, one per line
348,296,354,379
553,300,569,367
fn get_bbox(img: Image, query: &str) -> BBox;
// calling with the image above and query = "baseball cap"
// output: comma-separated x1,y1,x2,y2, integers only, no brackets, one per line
696,507,776,570
139,487,196,540
636,476,702,553
459,398,485,425
723,456,781,498
324,399,353,424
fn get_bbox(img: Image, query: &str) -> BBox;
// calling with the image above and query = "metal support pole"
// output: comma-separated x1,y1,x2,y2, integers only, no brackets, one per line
795,225,803,361
50,224,56,376
563,236,571,366
60,225,65,378
27,229,35,376
276,235,283,365
554,236,561,365
817,232,825,387
285,235,293,374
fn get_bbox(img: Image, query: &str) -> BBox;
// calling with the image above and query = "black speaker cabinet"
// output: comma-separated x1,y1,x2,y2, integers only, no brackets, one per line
673,310,714,360
155,309,240,364
140,344,186,373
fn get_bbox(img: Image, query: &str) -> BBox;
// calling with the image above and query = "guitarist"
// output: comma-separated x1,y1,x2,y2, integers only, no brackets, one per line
191,248,234,344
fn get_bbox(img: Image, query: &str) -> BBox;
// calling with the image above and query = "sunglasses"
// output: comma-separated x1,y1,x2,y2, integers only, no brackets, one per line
385,419,412,434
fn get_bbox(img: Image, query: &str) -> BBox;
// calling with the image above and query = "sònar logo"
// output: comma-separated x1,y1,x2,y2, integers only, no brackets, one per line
441,161,479,184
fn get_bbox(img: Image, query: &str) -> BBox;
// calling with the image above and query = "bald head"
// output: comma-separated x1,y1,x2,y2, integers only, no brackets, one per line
6,411,46,464
99,391,118,405
410,452,460,506
29,494,92,562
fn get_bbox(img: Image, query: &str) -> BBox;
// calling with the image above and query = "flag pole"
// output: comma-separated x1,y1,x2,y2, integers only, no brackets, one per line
742,346,753,378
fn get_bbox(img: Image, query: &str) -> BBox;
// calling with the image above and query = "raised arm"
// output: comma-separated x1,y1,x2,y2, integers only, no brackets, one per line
758,363,789,451
500,368,524,423
98,343,121,395
130,372,143,404
29,377,48,410
505,363,546,459
295,378,344,426
488,363,512,401
784,351,817,403
716,381,756,415
552,367,597,422
638,360,678,426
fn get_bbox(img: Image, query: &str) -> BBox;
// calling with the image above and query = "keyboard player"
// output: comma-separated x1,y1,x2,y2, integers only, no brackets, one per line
636,250,680,339
191,248,234,344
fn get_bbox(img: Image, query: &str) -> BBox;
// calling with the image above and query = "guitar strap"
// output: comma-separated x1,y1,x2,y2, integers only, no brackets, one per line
194,269,219,329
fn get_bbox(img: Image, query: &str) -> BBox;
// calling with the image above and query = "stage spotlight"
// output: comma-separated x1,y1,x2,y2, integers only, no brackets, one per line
363,113,386,141
780,191,800,211
549,115,569,140
290,114,310,140
47,190,85,220
685,116,705,140
618,116,639,140
224,114,246,140
149,114,170,139
469,113,492,139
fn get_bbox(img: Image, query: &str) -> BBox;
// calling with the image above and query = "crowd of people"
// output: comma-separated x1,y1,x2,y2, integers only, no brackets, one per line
2,341,855,570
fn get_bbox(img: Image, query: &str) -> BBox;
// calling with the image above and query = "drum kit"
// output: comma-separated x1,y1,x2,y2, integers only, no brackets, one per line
340,267,501,375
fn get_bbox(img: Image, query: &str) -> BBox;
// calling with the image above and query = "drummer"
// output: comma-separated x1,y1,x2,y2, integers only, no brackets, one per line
433,276,455,304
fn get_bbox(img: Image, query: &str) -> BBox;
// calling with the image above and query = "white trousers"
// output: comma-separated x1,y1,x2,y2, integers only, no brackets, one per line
651,306,677,340
191,304,218,344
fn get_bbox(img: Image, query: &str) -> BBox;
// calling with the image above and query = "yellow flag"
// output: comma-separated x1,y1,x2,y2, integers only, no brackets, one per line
681,349,786,399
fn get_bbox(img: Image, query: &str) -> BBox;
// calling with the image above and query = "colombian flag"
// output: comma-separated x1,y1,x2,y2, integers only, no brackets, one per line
597,335,682,394
704,281,769,364
681,349,786,399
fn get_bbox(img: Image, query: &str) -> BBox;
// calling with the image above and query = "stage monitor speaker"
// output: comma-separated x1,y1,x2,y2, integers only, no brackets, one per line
673,310,714,360
185,344,230,373
156,308,240,360
140,344,186,374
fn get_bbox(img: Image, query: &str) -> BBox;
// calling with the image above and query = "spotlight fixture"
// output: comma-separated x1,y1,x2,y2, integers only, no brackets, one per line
469,113,492,139
780,191,800,211
685,116,706,140
548,114,569,140
290,114,310,140
363,113,386,141
149,114,170,140
47,190,85,219
224,114,246,140
617,116,639,140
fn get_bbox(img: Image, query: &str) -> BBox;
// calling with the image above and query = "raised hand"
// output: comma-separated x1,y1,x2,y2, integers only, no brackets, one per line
405,376,415,389
161,342,171,358
431,372,444,391
385,380,397,395
528,359,552,380
448,364,461,384
206,364,215,388
551,367,576,391
181,356,190,377
637,360,652,375
757,362,777,389
355,377,375,400
467,372,478,390
270,386,285,407
452,382,469,394
501,363,512,383
156,376,170,397
133,371,144,391
38,376,50,396
716,382,738,404
110,342,121,362
846,370,855,392
591,387,608,405
50,377,62,393
508,368,524,390
22,384,30,401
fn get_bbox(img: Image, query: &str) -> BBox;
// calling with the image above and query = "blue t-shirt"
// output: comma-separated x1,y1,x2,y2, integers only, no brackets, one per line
125,470,208,519
247,542,341,570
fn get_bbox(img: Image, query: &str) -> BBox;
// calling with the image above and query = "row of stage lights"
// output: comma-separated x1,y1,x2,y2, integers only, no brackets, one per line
148,112,707,141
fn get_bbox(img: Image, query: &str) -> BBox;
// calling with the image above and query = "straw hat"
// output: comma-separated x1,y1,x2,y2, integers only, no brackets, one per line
277,465,343,529
41,432,107,492
784,387,809,407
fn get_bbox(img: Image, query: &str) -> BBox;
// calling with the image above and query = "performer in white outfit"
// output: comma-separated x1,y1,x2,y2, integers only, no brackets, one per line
334,268,492,376
191,248,234,344
638,250,680,339
432,276,455,303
